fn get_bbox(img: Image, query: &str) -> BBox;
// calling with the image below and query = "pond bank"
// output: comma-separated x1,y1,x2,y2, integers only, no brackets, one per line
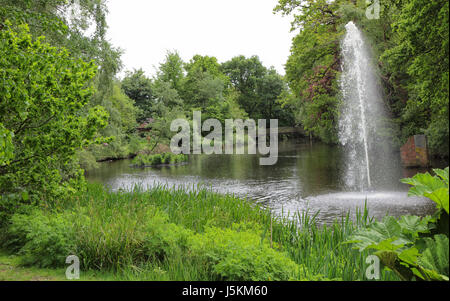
0,183,401,281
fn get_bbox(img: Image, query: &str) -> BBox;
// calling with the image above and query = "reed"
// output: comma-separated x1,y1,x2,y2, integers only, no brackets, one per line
32,183,400,280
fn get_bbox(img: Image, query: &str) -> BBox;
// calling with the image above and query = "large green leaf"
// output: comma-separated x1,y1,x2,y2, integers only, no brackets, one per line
433,167,449,186
347,215,432,252
398,215,433,238
401,168,449,214
418,234,449,279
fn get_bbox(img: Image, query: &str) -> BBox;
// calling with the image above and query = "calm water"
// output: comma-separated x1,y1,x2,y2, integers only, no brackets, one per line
86,140,446,225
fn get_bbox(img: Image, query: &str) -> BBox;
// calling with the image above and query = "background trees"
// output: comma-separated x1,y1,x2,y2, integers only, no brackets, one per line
275,0,449,156
221,55,294,126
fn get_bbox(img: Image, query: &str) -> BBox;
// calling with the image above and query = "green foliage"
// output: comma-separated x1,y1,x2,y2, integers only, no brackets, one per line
132,153,188,167
221,55,293,125
419,235,449,279
348,215,433,253
1,183,402,280
142,210,192,260
274,0,342,141
7,210,75,268
157,50,185,94
188,223,303,281
0,124,14,165
0,23,108,201
72,203,191,270
275,0,449,155
347,215,449,280
348,168,450,281
381,0,449,156
121,69,154,121
401,167,449,214
85,82,139,162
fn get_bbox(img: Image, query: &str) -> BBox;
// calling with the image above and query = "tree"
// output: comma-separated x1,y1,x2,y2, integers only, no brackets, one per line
256,68,291,122
381,0,449,156
182,55,231,120
221,55,294,126
275,0,449,153
121,69,154,121
274,0,343,142
157,50,185,94
0,24,108,201
1,0,138,164
221,55,267,117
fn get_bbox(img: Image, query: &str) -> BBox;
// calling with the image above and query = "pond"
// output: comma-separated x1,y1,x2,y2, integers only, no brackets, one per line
85,140,447,225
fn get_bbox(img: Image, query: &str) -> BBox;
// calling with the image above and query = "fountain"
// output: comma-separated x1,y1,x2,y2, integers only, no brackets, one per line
295,21,436,224
338,21,399,192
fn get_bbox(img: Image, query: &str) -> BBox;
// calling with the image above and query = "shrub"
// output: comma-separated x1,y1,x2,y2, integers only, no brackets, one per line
151,154,163,165
161,153,173,164
188,223,304,281
0,23,108,202
348,167,450,281
143,210,193,260
132,153,187,166
7,210,76,268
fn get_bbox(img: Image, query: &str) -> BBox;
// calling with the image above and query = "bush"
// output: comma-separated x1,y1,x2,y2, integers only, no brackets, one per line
161,153,173,164
143,210,193,260
132,153,188,166
0,23,108,202
151,154,163,165
348,167,450,281
188,223,304,281
7,210,76,268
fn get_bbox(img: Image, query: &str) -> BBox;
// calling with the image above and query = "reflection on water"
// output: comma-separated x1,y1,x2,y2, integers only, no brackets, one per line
85,140,447,225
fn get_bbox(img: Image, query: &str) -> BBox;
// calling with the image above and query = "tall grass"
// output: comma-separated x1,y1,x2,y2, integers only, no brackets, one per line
20,183,399,280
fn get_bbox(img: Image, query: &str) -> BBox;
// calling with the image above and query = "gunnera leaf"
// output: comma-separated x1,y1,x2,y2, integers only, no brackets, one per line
418,234,449,279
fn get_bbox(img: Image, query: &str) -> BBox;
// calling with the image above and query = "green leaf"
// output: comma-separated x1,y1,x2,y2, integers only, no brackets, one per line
21,191,29,201
401,168,449,214
418,234,449,279
433,167,449,186
398,215,433,237
424,188,449,214
398,247,420,266
347,216,414,252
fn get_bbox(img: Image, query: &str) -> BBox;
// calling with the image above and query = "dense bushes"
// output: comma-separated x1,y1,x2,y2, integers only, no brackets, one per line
2,186,304,280
0,23,109,203
1,183,368,280
4,169,446,281
189,223,304,281
7,210,75,268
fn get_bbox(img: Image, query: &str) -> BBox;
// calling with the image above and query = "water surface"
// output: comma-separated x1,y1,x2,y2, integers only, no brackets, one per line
86,140,445,225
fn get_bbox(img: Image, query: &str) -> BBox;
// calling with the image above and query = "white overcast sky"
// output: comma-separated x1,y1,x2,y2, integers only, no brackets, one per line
105,0,296,78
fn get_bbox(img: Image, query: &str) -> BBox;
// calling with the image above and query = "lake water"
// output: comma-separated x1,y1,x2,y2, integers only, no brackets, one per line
86,140,446,225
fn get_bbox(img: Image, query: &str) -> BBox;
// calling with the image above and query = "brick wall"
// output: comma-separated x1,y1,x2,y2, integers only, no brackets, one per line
400,135,429,167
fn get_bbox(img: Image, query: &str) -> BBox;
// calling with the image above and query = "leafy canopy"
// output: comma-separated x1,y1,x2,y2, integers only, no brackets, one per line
0,23,108,201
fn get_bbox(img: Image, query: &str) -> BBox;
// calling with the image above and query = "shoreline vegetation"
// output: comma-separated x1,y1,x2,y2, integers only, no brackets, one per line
131,153,189,168
0,183,389,281
0,167,448,281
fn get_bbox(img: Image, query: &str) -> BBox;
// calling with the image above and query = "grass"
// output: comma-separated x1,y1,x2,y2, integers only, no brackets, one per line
1,183,400,281
0,251,116,281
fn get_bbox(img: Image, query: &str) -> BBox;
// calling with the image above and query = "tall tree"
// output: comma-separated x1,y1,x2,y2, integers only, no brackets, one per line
0,24,108,201
121,69,154,122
